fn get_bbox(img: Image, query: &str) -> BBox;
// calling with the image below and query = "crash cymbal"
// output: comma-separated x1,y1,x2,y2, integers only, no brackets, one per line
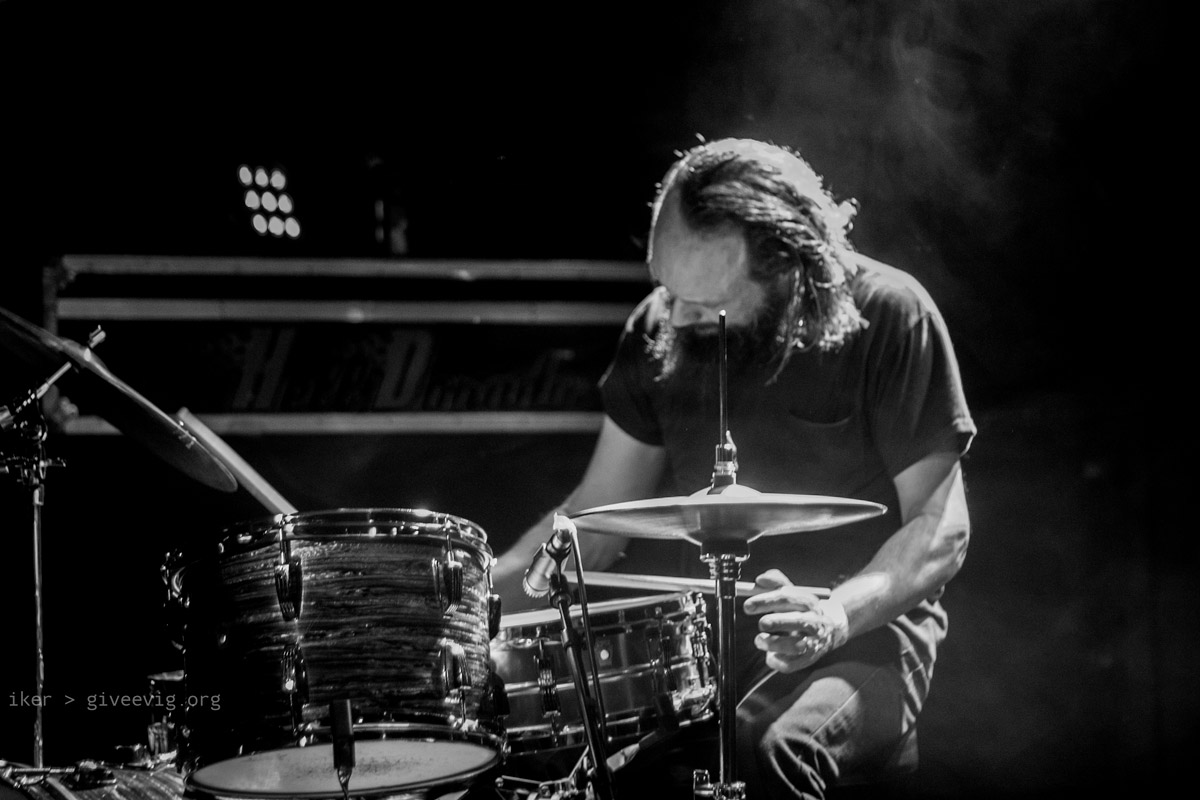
0,304,76,372
569,486,886,544
0,305,237,493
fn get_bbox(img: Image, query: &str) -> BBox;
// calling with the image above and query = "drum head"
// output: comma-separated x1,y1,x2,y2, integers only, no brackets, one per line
189,739,499,797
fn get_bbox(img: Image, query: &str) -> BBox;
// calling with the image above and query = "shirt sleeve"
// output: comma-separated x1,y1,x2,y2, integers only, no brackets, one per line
598,293,665,446
865,293,976,478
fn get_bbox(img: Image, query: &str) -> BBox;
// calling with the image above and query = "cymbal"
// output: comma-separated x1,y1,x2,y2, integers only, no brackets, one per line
0,304,73,373
570,570,830,599
0,305,237,493
569,486,886,544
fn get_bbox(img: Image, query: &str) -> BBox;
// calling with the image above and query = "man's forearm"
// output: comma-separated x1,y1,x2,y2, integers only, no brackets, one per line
832,466,970,639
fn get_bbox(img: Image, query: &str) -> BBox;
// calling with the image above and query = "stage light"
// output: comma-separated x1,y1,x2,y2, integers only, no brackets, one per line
240,164,300,239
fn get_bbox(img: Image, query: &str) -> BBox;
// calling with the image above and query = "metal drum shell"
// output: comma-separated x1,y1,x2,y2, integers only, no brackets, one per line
490,591,715,754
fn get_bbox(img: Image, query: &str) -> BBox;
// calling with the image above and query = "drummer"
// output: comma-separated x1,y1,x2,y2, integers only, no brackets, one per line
491,138,975,799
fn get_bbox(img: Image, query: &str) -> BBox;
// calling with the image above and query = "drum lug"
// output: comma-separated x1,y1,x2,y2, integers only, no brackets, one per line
487,592,503,639
432,555,464,612
282,643,309,732
437,641,468,690
275,553,304,621
691,617,713,687
487,667,510,718
535,646,561,717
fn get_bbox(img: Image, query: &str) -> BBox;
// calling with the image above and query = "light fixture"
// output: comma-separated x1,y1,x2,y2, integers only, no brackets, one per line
238,164,300,239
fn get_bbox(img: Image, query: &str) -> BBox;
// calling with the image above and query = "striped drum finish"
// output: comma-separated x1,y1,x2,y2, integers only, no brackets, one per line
169,509,506,798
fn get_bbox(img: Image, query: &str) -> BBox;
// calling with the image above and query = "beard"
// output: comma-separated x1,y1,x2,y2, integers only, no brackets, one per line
653,283,790,382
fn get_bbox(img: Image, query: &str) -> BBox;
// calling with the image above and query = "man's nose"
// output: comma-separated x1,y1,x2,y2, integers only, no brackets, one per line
671,300,719,328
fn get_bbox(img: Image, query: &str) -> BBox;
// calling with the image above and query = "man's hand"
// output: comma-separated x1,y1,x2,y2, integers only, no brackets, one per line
743,569,850,674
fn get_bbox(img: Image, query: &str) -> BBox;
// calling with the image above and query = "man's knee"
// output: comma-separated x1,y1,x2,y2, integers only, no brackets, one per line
754,721,836,798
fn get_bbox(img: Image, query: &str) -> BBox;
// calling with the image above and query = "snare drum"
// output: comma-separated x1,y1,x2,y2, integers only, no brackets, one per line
490,592,715,755
168,509,507,799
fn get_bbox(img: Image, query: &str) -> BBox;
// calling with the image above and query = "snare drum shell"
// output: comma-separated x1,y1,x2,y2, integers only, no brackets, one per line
491,592,715,753
172,509,504,793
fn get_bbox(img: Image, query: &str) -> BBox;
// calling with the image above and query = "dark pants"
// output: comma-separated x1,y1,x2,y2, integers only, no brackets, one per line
610,618,935,800
734,622,931,800
493,609,940,800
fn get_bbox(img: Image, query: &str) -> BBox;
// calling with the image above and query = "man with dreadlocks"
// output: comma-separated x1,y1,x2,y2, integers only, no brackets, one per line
491,138,975,799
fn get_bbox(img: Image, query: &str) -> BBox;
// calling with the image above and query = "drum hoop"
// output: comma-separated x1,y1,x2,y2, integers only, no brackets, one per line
505,704,715,754
166,508,491,577
497,590,701,633
185,724,505,797
228,507,485,536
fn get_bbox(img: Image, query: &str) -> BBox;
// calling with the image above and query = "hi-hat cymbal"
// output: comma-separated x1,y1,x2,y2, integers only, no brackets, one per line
570,486,886,544
0,305,237,493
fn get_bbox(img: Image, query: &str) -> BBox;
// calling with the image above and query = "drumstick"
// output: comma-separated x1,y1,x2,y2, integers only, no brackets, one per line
572,570,830,599
176,408,299,515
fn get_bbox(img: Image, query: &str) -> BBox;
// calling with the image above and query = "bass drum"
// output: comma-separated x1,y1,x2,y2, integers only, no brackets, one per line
167,509,507,799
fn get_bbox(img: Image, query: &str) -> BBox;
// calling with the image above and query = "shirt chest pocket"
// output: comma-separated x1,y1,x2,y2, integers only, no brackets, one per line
773,411,872,495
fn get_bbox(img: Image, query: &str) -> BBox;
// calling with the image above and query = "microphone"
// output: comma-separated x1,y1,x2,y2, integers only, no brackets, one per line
522,514,576,598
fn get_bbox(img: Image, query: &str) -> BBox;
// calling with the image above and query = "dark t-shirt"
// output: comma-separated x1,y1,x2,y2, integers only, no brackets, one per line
599,255,976,666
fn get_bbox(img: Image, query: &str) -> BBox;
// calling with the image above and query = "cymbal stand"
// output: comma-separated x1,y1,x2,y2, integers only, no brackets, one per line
0,329,102,767
693,541,748,800
547,568,615,800
1,395,64,769
692,312,747,799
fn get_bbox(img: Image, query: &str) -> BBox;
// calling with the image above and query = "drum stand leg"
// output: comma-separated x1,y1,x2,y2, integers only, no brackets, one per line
30,483,46,768
547,571,615,800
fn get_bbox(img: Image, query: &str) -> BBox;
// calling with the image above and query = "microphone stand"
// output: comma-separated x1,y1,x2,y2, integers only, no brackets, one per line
547,568,615,800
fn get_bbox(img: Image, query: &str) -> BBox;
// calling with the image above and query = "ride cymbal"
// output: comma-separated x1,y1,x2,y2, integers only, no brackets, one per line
570,489,885,545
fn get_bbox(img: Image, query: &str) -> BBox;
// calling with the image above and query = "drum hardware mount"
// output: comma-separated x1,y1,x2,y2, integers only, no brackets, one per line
0,759,117,790
330,699,355,800
438,641,470,719
274,533,304,621
432,554,466,611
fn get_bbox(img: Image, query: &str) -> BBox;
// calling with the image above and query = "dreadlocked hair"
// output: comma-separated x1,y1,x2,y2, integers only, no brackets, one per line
652,139,867,383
